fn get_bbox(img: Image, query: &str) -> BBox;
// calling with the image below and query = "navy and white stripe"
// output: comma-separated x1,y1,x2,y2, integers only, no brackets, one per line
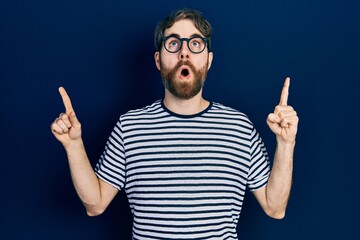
95,100,270,240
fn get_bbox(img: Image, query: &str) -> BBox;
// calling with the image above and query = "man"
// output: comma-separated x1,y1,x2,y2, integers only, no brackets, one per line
51,8,298,240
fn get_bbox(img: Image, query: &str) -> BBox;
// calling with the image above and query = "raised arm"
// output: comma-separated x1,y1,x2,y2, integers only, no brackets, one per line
51,87,118,216
253,77,299,219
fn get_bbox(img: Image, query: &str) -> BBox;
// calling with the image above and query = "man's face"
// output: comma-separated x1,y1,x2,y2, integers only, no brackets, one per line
154,19,213,100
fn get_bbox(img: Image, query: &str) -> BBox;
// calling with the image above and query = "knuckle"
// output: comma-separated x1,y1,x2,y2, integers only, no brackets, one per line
285,106,294,111
280,116,287,123
274,106,281,113
278,111,285,119
51,125,61,134
295,116,299,123
60,113,68,120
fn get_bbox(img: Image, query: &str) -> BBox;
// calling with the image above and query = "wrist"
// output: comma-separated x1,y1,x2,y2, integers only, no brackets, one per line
64,138,85,152
276,136,296,147
275,137,295,159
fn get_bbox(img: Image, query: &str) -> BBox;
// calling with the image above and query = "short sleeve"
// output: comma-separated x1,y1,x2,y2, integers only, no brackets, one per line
247,127,270,191
95,119,126,190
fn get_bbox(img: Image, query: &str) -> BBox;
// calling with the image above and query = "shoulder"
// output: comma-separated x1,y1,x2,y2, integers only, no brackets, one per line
119,100,165,122
209,102,253,125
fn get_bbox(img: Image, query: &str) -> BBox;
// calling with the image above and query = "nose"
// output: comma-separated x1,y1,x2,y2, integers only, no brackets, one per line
179,40,190,60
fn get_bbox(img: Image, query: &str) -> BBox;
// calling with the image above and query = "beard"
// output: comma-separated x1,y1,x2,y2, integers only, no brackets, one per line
160,57,209,100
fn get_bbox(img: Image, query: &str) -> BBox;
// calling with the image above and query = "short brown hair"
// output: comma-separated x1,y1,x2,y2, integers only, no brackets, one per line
154,8,212,52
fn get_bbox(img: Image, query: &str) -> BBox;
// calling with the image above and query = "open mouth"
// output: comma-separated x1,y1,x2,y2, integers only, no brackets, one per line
181,68,190,77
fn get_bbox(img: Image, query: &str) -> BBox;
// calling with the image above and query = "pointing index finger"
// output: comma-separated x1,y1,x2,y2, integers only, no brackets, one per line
279,77,290,106
58,87,74,114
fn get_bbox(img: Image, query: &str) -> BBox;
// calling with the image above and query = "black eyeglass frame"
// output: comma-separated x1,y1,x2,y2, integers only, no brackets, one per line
161,34,210,54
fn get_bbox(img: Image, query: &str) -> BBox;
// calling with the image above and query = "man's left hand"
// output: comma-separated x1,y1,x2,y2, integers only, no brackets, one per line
267,77,299,144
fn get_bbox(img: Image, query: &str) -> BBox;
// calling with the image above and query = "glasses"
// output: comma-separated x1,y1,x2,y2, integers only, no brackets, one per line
162,34,209,54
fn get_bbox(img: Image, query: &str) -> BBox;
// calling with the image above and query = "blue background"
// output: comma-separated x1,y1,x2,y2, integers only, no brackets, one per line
1,0,359,239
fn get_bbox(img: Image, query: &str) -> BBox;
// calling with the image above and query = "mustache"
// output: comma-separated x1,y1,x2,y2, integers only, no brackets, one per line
174,60,196,71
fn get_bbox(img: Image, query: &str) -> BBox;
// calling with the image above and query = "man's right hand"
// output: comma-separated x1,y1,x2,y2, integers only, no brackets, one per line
51,87,82,148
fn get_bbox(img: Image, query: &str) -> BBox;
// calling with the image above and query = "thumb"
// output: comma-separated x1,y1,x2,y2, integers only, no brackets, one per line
267,113,281,135
69,111,81,129
267,113,280,123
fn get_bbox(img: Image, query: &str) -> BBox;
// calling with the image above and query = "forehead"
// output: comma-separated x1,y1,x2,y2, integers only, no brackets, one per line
164,19,203,38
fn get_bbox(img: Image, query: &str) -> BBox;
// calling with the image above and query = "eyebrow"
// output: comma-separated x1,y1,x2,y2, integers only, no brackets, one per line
164,33,204,38
190,33,204,38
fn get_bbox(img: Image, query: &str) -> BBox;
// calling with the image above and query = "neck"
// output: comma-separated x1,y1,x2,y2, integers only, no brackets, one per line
163,90,210,115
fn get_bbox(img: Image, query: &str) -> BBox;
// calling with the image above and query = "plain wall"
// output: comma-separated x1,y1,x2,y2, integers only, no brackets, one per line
1,0,359,239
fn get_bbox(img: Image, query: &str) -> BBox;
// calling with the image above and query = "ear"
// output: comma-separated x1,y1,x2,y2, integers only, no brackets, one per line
207,52,213,70
154,52,161,71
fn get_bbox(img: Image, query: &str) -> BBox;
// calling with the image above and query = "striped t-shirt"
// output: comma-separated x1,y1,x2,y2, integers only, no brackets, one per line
95,100,270,240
